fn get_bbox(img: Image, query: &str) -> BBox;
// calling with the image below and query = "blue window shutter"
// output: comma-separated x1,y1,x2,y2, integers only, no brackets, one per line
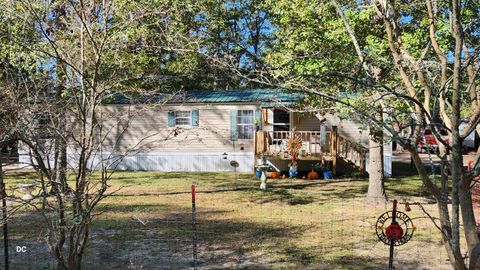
167,111,175,127
191,110,199,126
230,109,238,141
255,109,262,130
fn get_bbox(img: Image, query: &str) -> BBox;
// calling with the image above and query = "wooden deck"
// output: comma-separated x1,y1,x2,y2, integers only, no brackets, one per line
254,130,367,174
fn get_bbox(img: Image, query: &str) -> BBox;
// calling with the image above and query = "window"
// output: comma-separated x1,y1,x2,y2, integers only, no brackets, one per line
175,111,191,126
237,110,254,139
168,110,198,127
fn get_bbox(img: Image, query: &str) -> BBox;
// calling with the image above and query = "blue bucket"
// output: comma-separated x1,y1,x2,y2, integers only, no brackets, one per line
323,171,333,179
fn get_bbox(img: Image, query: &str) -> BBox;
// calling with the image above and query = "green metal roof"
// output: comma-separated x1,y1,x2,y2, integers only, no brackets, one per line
109,89,304,107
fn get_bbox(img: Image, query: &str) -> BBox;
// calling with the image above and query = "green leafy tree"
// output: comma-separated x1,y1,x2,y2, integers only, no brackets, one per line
250,0,480,268
265,0,391,203
140,0,273,90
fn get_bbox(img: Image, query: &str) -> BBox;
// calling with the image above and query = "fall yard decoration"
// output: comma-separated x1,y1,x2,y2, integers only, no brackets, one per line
286,127,303,160
286,128,302,178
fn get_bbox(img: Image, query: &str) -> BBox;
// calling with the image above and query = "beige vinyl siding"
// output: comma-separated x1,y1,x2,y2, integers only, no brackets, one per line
293,112,369,146
294,112,321,131
99,104,258,154
261,109,322,132
322,114,369,146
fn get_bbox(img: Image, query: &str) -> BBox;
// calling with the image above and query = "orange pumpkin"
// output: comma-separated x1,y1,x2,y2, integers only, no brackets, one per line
270,172,281,179
308,170,319,180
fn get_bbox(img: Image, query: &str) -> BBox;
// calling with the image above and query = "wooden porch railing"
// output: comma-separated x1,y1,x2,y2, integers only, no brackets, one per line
255,130,367,173
256,131,332,157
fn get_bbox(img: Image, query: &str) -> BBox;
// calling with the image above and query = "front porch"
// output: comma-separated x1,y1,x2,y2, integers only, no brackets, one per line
254,129,367,176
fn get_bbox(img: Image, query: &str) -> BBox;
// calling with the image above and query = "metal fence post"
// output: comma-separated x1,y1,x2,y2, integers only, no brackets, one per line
0,161,8,270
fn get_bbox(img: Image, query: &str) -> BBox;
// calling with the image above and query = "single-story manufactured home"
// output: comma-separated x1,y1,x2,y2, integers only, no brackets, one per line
20,89,393,176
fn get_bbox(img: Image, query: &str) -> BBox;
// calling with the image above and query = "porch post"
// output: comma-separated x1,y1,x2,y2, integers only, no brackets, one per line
253,131,257,172
360,150,366,172
254,130,257,155
332,126,338,176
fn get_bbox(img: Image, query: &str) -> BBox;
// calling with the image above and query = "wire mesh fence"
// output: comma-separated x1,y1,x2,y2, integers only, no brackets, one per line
472,181,480,228
1,173,457,269
184,185,450,270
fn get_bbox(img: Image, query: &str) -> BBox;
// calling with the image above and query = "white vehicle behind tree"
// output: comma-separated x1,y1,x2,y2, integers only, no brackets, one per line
460,121,478,151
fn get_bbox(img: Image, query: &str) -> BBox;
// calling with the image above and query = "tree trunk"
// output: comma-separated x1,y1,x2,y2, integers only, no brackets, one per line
460,174,480,269
410,150,466,269
450,134,463,264
366,125,387,204
437,197,467,270
67,251,82,270
55,123,68,193
455,144,480,269
67,222,89,270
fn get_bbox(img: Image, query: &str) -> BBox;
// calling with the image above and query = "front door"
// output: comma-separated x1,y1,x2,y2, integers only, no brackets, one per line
273,109,291,132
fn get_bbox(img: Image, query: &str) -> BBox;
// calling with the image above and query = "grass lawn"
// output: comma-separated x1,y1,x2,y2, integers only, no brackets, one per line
3,170,452,269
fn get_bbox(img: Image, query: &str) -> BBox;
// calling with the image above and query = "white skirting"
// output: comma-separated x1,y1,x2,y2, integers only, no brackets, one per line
19,151,255,172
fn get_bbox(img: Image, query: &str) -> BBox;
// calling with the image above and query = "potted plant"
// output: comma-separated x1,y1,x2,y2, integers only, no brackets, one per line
254,118,261,132
288,160,298,178
323,161,333,179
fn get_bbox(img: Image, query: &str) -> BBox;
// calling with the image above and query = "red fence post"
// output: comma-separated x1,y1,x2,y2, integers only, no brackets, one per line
191,184,197,270
388,199,398,270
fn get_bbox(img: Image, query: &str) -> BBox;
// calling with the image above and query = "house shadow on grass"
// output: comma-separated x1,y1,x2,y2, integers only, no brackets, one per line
245,188,316,205
241,179,371,206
